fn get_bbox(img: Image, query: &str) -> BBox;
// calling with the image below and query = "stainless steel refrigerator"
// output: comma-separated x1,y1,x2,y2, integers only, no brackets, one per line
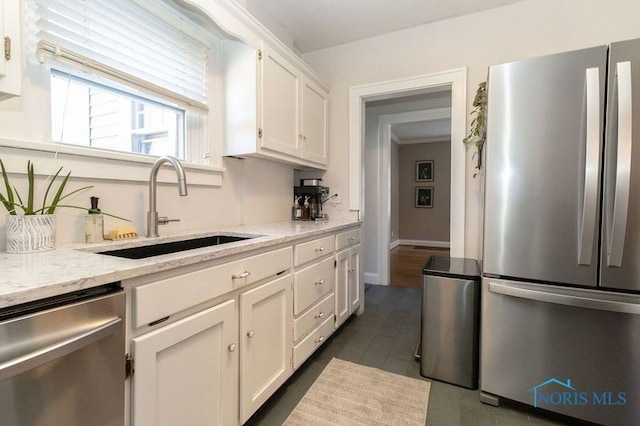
481,38,640,425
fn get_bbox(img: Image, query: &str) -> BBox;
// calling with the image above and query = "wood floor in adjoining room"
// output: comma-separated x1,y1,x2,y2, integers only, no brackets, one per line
390,245,450,288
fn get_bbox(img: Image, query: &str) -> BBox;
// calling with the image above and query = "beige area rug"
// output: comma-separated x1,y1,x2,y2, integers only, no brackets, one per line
284,358,430,426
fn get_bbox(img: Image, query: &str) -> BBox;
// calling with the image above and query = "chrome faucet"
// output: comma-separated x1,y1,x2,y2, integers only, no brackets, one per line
147,156,188,237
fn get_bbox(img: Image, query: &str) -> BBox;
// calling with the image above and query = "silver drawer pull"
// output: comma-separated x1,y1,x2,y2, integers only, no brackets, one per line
314,279,325,286
315,335,325,344
232,271,251,280
315,311,324,319
246,330,255,338
315,247,325,253
228,343,237,352
349,236,356,241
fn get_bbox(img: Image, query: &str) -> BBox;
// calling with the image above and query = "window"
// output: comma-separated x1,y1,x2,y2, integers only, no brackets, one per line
31,0,212,163
51,71,185,158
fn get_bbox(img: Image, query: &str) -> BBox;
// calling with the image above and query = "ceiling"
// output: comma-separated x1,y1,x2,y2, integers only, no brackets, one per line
249,0,525,53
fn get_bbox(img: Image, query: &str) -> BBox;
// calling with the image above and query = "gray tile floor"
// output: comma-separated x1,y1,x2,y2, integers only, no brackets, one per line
245,285,571,426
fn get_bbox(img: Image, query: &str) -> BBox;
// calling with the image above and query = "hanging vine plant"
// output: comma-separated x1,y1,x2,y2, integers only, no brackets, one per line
463,81,487,177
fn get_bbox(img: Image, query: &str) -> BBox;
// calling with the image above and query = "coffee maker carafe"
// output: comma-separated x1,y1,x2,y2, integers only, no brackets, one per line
294,179,330,221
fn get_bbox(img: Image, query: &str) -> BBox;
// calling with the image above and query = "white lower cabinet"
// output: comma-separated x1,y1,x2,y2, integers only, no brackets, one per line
349,245,361,312
126,227,361,425
239,274,293,423
335,228,362,328
131,299,238,426
335,249,351,326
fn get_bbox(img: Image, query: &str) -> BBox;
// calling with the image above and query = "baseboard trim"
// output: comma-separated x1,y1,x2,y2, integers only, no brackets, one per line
390,239,401,250
364,272,381,285
396,239,450,248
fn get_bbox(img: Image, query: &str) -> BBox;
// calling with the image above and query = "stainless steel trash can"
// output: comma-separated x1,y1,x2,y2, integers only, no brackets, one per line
420,255,480,389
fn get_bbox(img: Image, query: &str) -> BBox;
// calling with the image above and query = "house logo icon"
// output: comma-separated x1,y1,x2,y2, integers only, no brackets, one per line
528,378,577,408
527,378,627,408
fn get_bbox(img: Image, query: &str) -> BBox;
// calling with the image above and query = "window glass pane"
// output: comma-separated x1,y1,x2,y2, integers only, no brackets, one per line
51,71,186,159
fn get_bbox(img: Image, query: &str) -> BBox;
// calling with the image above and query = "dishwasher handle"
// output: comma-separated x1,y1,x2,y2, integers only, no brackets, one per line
489,282,640,315
0,317,122,382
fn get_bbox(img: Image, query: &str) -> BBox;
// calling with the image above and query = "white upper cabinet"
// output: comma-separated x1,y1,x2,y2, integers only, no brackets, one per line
260,45,302,158
300,76,329,164
0,0,21,100
223,41,330,169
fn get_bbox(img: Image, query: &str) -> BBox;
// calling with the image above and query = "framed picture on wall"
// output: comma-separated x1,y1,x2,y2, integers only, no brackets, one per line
416,160,434,182
415,186,434,208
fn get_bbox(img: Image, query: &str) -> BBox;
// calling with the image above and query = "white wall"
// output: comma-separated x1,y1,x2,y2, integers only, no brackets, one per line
302,0,640,259
0,155,293,248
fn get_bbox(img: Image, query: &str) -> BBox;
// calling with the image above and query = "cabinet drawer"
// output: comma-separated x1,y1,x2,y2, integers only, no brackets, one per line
294,235,335,266
336,228,361,251
293,256,334,315
293,315,334,369
293,292,334,342
134,247,292,328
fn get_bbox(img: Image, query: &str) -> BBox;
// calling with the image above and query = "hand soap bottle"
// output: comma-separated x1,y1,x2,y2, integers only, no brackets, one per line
85,196,104,243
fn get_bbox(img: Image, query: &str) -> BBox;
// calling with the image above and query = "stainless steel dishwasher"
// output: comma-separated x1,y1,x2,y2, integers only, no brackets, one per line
0,283,125,426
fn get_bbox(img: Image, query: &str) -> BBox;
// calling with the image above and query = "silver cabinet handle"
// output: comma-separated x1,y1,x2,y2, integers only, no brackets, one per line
315,247,325,253
349,236,356,241
314,311,324,319
578,67,601,266
315,335,325,344
0,317,121,382
314,279,325,286
489,281,640,315
246,330,255,338
232,271,251,280
608,61,633,267
228,343,237,352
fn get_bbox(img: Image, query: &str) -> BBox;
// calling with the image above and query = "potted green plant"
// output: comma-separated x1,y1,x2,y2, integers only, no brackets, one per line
0,159,119,253
463,81,487,177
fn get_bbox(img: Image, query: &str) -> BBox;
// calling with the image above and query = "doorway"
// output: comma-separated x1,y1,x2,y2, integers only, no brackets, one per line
349,69,466,286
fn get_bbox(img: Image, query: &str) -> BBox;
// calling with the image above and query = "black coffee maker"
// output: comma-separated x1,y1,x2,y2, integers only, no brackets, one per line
294,179,330,221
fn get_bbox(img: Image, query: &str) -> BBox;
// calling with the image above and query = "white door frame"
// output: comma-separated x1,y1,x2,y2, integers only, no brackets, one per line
349,69,467,285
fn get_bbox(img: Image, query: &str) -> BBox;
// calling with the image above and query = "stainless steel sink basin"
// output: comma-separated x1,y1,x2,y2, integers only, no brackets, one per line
97,235,255,259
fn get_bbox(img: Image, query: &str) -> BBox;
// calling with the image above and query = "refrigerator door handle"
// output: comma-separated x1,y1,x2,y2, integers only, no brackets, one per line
578,67,601,266
488,282,640,314
608,61,633,267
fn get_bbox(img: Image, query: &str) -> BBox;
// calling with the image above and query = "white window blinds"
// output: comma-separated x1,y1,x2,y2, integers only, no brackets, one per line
33,0,210,112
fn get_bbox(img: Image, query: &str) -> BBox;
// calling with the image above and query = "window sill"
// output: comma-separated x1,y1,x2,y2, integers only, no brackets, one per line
0,138,223,187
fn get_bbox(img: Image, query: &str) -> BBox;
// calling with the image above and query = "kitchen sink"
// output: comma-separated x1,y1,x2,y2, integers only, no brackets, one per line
97,234,256,259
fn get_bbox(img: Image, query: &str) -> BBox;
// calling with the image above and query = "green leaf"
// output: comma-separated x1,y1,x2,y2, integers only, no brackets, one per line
42,166,64,213
13,186,26,214
0,158,15,214
45,171,71,215
26,161,35,215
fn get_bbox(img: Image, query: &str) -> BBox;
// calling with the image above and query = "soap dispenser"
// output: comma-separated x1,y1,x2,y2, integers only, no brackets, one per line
85,196,104,243
302,196,311,221
292,196,302,221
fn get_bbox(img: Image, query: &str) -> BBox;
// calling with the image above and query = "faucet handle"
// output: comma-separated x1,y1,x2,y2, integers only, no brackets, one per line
158,216,180,226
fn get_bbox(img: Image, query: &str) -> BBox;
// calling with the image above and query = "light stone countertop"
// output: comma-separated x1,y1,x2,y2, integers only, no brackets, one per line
0,219,360,309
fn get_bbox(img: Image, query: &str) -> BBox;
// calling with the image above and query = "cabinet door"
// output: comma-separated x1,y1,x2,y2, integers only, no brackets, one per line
131,300,238,426
260,45,301,157
300,77,328,165
335,249,350,327
349,245,361,312
240,275,293,423
0,0,21,99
